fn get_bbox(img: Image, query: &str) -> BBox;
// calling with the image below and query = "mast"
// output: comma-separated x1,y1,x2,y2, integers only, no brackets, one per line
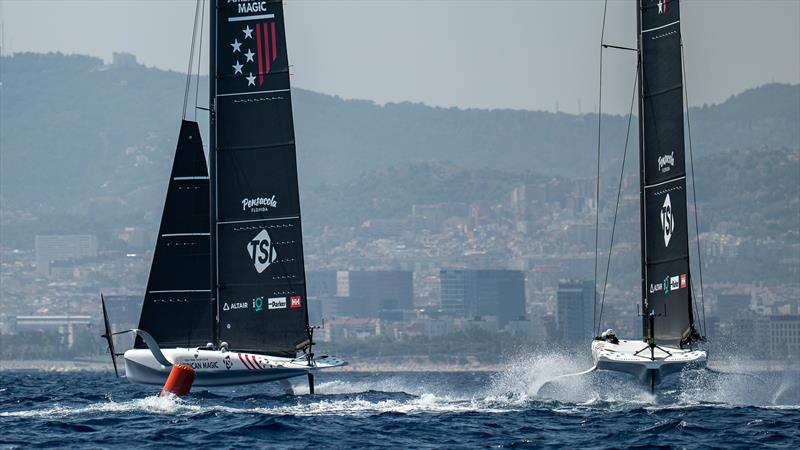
636,0,647,340
209,0,219,346
636,0,695,347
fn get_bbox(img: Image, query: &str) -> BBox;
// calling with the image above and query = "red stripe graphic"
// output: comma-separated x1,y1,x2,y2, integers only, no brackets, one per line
271,23,277,61
237,352,254,370
249,354,264,370
263,22,271,76
255,23,264,85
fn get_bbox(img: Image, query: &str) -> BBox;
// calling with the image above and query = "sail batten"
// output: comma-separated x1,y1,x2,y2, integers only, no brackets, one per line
638,0,695,346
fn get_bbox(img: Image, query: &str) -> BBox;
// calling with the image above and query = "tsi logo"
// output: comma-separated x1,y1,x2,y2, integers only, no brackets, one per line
660,193,674,247
247,229,278,273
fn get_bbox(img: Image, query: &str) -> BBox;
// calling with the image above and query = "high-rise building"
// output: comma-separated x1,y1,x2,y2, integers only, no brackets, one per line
34,234,98,275
308,270,413,321
440,270,526,327
556,280,595,347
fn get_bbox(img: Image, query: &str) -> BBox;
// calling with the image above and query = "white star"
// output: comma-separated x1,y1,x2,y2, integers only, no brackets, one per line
246,72,256,86
244,49,255,63
243,25,254,39
232,60,243,75
231,38,242,53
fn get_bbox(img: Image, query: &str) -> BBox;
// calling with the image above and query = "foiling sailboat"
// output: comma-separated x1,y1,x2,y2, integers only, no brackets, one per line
542,0,708,394
592,0,706,392
101,0,345,392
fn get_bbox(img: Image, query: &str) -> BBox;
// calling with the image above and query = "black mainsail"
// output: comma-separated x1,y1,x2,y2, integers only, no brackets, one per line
637,0,696,346
136,120,212,348
210,0,310,357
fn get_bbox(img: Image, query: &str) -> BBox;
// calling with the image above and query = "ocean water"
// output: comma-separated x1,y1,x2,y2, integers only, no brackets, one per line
1,354,799,449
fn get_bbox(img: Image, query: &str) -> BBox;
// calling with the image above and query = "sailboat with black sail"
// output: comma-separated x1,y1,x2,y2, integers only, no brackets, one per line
537,0,708,394
102,0,345,391
590,0,706,391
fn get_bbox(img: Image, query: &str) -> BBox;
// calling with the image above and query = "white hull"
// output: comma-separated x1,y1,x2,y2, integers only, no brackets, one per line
591,339,706,386
123,348,346,386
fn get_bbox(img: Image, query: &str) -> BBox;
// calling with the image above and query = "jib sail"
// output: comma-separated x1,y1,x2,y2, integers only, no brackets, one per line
136,120,212,348
637,0,696,346
210,0,310,357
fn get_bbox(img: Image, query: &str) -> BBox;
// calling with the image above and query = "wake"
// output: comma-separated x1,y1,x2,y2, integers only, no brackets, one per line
3,351,797,419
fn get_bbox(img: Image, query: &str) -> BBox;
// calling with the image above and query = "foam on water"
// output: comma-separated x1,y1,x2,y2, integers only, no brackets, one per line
2,351,797,423
0,395,192,418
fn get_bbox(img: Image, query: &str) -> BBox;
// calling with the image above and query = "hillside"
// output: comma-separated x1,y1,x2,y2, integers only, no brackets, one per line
0,52,798,247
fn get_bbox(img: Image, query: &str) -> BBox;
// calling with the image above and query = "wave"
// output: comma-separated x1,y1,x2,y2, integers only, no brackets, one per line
2,352,797,421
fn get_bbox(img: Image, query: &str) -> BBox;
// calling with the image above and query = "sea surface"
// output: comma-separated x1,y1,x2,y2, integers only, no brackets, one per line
2,354,799,449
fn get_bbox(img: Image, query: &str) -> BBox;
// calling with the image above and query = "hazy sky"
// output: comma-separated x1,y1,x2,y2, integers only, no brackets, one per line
2,0,798,114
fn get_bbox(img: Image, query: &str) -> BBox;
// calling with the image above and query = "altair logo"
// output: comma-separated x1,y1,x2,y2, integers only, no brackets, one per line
247,229,277,273
661,193,674,247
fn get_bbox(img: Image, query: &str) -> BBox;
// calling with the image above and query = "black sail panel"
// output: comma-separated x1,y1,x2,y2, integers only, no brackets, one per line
213,0,309,356
136,120,212,348
639,0,694,345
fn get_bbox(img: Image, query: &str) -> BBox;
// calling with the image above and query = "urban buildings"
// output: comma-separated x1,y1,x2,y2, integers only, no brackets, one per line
307,270,413,321
440,269,526,327
34,234,97,275
555,280,595,347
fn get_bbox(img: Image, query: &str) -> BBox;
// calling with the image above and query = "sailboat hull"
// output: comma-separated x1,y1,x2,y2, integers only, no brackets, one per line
123,348,346,387
591,339,706,385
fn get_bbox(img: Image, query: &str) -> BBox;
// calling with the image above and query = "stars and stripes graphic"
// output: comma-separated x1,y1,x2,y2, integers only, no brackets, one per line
229,21,278,87
657,0,667,14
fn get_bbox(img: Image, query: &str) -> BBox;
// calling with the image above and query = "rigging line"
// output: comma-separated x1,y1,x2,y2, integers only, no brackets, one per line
194,0,206,121
183,0,202,120
681,39,707,337
597,58,640,336
593,0,608,337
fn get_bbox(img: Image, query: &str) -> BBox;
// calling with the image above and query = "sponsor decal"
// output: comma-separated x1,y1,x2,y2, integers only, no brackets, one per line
223,301,248,311
660,193,674,247
670,275,680,292
658,151,675,173
224,355,233,370
268,296,287,309
225,3,279,87
290,296,302,308
649,274,688,295
649,281,663,294
253,296,264,312
233,1,271,16
657,0,666,14
241,195,278,213
247,229,278,273
184,358,219,370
